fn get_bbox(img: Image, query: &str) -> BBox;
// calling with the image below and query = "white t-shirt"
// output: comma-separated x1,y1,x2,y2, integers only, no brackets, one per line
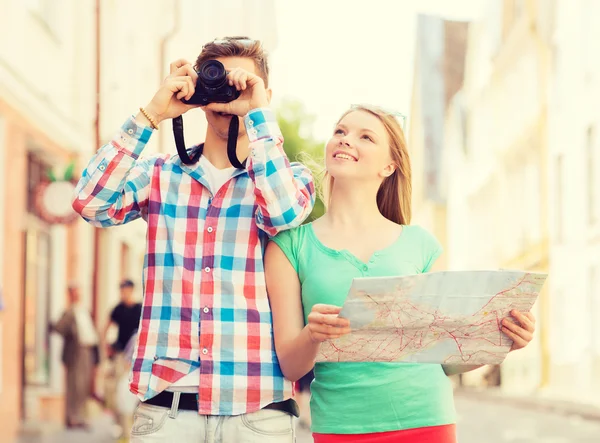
171,155,235,389
198,154,236,195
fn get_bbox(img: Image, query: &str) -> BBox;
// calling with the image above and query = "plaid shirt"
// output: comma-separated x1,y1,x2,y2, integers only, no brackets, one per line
73,108,315,415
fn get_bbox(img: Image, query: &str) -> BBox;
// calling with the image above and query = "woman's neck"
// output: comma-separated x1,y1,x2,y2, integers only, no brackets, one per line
325,180,386,229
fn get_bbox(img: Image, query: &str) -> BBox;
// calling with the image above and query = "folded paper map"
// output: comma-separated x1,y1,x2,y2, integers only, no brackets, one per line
317,270,548,365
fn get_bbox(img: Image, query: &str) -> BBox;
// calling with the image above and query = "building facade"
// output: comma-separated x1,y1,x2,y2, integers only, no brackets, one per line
445,0,552,391
546,0,600,404
409,15,469,272
0,1,97,441
0,0,278,441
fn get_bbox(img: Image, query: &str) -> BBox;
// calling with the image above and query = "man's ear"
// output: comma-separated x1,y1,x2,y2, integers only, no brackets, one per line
266,88,273,104
380,163,396,178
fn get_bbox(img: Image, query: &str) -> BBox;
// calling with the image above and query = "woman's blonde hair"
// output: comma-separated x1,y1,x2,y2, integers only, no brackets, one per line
321,104,412,225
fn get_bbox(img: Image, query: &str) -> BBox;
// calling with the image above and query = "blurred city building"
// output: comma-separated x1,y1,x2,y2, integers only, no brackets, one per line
410,0,600,408
0,1,277,442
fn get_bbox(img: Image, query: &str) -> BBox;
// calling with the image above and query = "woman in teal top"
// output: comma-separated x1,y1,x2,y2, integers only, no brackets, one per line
264,104,537,443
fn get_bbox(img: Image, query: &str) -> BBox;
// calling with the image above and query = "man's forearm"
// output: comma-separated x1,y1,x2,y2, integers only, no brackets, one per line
244,108,315,236
442,364,485,376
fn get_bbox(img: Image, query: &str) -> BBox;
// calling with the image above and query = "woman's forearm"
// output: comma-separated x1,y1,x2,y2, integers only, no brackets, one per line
277,326,320,382
442,364,485,376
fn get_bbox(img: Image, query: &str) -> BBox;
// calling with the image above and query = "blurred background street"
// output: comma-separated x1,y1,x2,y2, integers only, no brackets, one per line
15,393,600,443
1,0,599,442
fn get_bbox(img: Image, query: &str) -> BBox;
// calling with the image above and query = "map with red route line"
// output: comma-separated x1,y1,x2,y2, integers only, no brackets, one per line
316,271,547,365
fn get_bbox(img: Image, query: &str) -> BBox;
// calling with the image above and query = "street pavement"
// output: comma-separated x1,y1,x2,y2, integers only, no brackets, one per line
455,394,600,443
17,394,600,442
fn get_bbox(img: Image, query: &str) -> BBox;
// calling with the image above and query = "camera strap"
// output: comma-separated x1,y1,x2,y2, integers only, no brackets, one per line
226,116,246,169
172,115,246,169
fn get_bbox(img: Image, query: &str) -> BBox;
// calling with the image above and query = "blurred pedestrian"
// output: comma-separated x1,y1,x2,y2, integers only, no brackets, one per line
51,283,100,429
102,279,142,439
103,279,142,359
265,104,538,442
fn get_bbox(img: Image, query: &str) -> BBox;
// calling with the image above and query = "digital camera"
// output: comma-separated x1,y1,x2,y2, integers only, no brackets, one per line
182,59,241,105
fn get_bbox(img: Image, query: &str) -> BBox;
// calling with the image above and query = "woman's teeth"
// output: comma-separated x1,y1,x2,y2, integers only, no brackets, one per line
334,153,357,161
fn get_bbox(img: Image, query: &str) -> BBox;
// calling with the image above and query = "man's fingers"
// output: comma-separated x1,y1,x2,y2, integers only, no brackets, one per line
203,102,230,113
230,69,243,90
227,68,249,91
169,59,193,74
173,64,198,84
184,77,195,101
166,80,189,100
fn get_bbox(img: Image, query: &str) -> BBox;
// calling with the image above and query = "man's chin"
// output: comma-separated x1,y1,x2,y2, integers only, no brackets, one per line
208,114,245,138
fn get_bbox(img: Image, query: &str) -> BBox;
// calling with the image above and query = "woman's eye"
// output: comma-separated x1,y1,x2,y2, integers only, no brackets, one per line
362,135,373,142
334,128,345,135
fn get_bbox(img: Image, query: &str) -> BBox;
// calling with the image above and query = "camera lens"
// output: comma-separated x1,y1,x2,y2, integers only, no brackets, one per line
199,60,227,88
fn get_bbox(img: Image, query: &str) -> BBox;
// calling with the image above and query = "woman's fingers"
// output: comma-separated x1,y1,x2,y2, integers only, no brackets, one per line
310,323,352,336
312,304,343,315
503,326,529,350
502,319,533,342
308,311,350,328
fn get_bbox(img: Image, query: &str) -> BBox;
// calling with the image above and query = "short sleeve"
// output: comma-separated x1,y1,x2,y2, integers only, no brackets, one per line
418,228,443,273
110,305,120,323
271,228,300,274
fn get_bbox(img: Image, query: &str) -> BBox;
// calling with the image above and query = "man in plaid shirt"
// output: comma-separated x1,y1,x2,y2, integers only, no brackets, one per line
73,37,315,442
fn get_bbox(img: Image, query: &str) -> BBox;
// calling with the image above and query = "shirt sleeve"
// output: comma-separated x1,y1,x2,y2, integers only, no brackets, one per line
72,116,162,227
110,305,120,324
244,108,316,237
420,228,443,273
271,228,300,274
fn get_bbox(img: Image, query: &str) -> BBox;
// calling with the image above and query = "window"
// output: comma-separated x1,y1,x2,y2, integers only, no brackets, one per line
23,151,53,387
555,155,564,242
23,230,52,386
26,152,51,216
587,126,599,226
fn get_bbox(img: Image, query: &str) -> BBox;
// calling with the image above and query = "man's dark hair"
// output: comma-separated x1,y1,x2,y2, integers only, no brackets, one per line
196,36,269,87
120,279,135,289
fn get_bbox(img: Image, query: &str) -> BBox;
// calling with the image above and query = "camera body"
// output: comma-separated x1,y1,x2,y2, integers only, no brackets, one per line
182,59,240,105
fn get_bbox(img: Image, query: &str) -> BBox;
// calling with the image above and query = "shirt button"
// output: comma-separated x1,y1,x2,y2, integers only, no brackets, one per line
248,119,254,126
148,419,153,424
202,348,208,355
203,307,209,314
363,265,368,271
204,267,211,273
207,227,213,233
127,128,134,135
99,164,106,171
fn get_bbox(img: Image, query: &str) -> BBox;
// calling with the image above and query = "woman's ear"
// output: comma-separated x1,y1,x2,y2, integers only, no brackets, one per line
380,162,396,178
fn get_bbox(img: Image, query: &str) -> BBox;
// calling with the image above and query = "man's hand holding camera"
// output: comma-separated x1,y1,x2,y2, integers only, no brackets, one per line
202,66,270,116
139,58,269,129
140,59,200,126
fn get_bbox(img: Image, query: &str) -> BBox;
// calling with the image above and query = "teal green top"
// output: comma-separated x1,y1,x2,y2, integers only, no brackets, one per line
272,223,456,434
